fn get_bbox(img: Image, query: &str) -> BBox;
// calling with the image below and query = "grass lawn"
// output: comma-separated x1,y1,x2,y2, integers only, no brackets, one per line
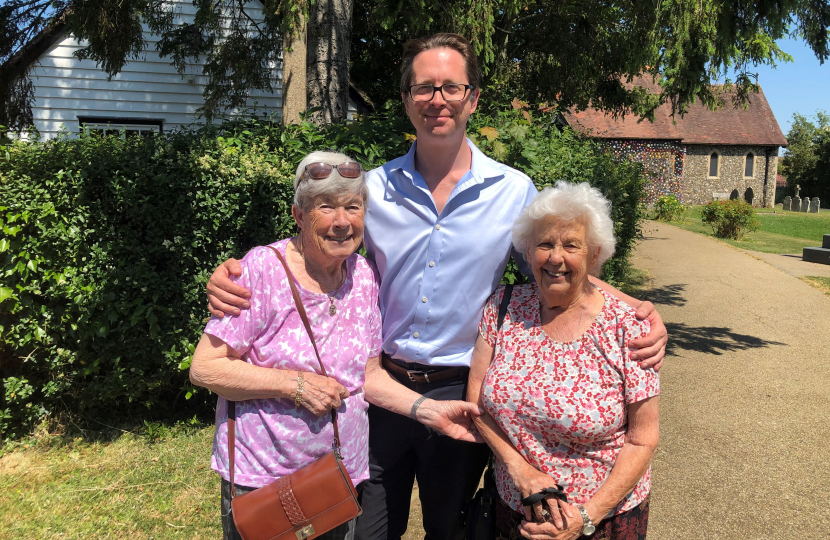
0,422,220,539
802,276,830,296
664,206,830,254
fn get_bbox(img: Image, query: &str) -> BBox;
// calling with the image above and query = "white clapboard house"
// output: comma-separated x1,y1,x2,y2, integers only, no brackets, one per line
5,4,372,139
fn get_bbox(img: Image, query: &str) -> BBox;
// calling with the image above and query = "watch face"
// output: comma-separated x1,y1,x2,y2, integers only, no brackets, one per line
583,523,596,535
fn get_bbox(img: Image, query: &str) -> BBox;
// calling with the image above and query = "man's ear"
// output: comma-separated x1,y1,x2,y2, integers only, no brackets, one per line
469,88,481,113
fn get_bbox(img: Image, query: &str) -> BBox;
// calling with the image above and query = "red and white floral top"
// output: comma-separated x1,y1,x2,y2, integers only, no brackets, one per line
479,284,659,516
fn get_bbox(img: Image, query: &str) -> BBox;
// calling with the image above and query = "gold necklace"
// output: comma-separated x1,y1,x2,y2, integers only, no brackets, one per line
296,235,340,316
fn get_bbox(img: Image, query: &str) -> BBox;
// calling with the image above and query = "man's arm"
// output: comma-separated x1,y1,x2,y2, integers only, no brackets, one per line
588,275,667,371
207,259,250,318
363,356,483,443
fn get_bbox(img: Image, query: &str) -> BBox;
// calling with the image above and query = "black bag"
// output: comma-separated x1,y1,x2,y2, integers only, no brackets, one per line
465,284,513,540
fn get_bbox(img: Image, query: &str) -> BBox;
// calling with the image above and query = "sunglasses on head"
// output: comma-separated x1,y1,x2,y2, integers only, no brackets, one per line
303,161,363,180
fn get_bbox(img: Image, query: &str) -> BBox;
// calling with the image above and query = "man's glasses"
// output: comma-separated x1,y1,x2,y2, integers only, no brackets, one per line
303,162,363,180
408,83,474,103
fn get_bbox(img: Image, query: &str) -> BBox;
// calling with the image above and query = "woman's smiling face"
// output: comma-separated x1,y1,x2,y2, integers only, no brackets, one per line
529,216,599,304
295,193,365,262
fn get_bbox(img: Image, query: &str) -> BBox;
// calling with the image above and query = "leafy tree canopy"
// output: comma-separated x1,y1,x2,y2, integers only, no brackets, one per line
780,111,830,201
1,0,829,131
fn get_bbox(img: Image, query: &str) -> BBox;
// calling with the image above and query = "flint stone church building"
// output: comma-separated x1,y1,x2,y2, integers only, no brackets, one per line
561,78,788,207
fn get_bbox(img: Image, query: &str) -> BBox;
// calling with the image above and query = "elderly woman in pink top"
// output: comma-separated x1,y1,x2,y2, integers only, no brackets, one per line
189,151,382,540
468,182,660,540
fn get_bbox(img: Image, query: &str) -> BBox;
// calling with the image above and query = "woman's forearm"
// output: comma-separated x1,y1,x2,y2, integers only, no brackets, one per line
584,441,657,522
363,355,425,416
190,333,297,401
585,396,660,524
473,411,529,470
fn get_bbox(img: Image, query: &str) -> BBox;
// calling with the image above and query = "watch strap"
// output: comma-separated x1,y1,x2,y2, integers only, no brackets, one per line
576,504,596,536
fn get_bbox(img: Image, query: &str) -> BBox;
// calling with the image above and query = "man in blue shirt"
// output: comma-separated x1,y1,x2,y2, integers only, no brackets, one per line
207,33,666,540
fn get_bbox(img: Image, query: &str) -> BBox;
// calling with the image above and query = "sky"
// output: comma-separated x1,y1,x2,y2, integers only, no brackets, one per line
754,37,829,154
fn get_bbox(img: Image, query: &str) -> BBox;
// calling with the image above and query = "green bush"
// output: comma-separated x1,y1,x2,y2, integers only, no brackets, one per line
654,195,685,222
701,200,759,239
0,106,646,437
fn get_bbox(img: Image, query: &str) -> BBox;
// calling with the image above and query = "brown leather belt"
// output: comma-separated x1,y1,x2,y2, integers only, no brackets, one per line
381,354,466,384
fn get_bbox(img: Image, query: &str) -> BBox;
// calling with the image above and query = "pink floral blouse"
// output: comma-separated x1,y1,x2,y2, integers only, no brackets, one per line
479,284,659,516
204,238,382,488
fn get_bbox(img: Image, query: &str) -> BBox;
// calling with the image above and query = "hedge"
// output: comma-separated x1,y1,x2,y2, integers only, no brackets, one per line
0,106,645,437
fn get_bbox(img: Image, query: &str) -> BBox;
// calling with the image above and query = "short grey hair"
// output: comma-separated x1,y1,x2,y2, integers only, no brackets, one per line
293,151,369,212
512,181,616,273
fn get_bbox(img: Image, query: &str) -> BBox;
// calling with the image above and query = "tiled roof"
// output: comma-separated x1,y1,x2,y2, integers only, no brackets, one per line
564,77,788,147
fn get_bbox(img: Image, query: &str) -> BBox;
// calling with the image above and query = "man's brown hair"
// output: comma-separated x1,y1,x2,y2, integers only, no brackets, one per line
399,33,481,97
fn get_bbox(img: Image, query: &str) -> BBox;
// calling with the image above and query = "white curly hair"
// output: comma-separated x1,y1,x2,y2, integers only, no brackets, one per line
511,181,616,273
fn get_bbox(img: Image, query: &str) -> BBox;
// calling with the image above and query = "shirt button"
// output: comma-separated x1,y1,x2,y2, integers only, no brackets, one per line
422,297,428,303
435,224,441,230
429,261,435,267
413,332,420,338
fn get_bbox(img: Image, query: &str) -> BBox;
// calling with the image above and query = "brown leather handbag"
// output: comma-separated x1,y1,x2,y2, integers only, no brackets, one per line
227,245,362,540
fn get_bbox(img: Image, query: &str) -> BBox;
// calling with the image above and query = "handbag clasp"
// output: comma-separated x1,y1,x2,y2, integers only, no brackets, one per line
295,525,315,540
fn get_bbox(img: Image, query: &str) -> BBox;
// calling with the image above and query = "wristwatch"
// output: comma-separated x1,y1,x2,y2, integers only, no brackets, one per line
576,505,596,536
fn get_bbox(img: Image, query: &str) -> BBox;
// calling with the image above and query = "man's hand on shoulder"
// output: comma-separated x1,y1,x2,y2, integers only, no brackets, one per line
207,258,251,318
414,398,484,443
630,301,667,371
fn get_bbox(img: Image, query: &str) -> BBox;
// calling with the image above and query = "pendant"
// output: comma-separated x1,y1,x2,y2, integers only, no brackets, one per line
329,304,337,316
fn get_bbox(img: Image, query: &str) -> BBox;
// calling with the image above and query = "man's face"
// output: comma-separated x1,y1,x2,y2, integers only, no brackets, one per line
403,47,479,140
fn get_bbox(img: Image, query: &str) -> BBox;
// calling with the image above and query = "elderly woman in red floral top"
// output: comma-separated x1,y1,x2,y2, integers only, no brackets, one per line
468,181,660,540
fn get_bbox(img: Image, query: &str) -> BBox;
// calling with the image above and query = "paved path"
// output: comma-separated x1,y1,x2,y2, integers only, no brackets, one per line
635,222,830,539
743,250,830,278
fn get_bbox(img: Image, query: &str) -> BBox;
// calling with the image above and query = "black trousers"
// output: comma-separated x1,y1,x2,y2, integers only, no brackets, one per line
353,372,492,540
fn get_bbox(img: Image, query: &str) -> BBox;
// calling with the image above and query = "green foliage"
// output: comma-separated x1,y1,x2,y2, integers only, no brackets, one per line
654,195,686,222
0,115,409,436
0,107,645,437
701,200,759,240
780,111,830,203
5,0,830,129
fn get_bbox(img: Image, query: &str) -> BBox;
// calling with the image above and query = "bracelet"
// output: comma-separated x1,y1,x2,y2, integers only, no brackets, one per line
410,396,427,420
294,372,305,408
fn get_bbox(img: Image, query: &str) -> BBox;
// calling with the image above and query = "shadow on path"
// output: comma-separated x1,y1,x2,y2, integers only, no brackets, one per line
665,322,786,356
644,284,688,307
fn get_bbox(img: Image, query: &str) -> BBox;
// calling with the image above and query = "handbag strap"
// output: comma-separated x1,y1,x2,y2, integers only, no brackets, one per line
497,284,513,331
226,242,343,500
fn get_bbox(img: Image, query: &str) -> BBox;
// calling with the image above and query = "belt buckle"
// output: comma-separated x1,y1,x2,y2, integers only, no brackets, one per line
406,369,430,383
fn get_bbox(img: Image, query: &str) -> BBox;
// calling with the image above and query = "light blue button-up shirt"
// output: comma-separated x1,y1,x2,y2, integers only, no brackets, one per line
363,139,538,367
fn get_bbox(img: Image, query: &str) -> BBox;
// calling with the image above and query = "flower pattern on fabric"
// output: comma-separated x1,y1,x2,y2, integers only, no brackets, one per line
204,238,382,488
479,284,658,515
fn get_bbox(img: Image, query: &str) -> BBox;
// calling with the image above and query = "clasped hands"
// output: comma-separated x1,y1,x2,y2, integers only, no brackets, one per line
507,460,587,540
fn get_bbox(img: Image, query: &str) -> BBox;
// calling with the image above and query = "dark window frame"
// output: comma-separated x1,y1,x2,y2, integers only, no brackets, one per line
744,153,755,177
708,152,720,178
78,116,164,137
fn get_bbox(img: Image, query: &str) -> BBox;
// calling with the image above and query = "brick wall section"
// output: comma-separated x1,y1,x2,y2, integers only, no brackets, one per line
682,145,779,207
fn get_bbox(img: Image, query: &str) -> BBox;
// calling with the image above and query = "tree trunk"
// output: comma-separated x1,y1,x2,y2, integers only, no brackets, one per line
306,0,354,124
282,13,307,125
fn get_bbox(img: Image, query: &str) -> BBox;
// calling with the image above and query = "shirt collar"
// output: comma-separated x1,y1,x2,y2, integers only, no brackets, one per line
395,137,507,187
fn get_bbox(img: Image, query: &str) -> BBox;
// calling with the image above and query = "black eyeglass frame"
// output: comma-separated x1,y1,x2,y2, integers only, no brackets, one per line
301,161,364,181
407,83,475,103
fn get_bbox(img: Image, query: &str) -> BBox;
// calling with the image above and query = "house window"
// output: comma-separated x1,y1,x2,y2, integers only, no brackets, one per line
78,116,163,138
708,152,719,177
744,153,755,177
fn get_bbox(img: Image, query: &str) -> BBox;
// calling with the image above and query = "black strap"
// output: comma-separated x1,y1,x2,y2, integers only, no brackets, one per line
497,284,513,331
521,485,568,506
